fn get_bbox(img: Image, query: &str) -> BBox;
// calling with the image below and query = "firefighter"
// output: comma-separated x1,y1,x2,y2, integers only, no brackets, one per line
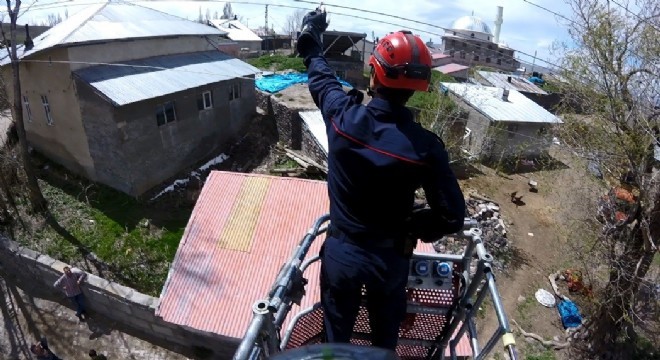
297,9,466,350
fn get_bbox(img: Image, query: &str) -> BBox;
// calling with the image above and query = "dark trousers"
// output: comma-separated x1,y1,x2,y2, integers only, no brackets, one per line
320,235,409,350
69,293,86,317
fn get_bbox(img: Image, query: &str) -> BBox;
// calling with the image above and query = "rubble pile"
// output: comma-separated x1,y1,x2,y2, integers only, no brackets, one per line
433,194,511,270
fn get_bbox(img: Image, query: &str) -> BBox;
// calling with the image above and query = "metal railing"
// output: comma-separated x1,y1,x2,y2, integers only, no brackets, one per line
233,215,518,360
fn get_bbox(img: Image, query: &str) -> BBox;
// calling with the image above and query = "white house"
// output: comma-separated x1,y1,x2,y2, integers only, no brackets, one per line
441,82,563,160
207,19,262,53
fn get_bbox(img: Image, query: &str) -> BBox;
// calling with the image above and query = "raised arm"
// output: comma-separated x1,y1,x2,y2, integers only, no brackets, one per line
307,56,351,122
296,8,353,125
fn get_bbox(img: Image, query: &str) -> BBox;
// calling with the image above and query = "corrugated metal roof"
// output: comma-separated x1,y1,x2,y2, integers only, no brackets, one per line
299,110,329,155
433,63,470,74
209,19,262,42
1,2,224,66
157,171,330,338
73,51,259,106
442,82,563,124
655,144,660,161
432,53,450,60
156,170,471,356
477,71,548,95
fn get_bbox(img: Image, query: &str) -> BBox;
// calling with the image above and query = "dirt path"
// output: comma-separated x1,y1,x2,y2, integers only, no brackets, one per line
461,149,602,359
0,275,190,360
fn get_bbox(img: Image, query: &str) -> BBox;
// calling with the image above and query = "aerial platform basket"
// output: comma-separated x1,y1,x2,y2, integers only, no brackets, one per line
233,215,519,360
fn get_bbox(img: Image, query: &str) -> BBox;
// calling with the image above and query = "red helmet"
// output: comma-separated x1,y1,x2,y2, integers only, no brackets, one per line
369,30,433,92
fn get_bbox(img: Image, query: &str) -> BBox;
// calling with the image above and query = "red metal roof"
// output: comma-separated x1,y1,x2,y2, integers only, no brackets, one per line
157,171,471,356
434,63,470,74
432,53,450,60
157,171,329,337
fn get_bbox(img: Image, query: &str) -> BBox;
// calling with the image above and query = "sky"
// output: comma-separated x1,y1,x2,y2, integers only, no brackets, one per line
2,0,577,69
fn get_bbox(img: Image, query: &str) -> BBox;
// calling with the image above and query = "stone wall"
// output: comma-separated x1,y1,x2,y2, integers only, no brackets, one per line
0,237,240,359
256,90,328,164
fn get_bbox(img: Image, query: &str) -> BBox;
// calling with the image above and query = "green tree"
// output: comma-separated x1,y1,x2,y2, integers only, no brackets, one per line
556,0,659,356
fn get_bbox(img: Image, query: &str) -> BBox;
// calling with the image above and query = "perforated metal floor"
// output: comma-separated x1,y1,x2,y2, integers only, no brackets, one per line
284,269,466,360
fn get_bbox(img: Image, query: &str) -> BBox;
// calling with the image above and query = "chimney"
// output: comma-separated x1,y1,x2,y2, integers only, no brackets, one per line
507,76,512,83
502,88,510,101
494,6,503,44
24,24,34,50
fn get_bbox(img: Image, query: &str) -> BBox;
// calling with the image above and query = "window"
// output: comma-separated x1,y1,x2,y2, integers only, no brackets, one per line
486,57,491,63
462,42,466,48
474,55,480,61
156,101,177,126
460,51,466,59
23,95,32,122
538,126,547,135
487,45,492,50
497,58,502,65
470,33,475,38
199,91,213,110
451,39,456,46
229,83,241,101
453,31,456,36
449,50,455,56
40,95,53,125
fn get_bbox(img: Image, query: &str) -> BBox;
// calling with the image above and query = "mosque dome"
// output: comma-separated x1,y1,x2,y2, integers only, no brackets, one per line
449,16,493,35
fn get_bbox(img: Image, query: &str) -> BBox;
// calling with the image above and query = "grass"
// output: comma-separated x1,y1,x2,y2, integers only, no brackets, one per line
516,293,538,328
13,172,192,296
247,54,306,72
525,349,557,360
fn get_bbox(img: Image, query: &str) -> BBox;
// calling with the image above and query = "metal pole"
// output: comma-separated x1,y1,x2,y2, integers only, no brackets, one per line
280,303,322,350
467,317,481,358
233,300,270,360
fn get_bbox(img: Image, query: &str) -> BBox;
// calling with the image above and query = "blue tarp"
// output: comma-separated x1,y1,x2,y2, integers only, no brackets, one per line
256,73,352,93
558,299,582,329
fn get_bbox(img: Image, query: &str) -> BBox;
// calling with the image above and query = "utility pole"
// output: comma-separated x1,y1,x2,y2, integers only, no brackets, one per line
2,0,48,212
265,5,268,34
531,50,537,75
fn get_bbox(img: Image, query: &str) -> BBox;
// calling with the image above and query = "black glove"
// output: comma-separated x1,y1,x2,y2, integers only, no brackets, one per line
406,207,460,243
296,8,328,66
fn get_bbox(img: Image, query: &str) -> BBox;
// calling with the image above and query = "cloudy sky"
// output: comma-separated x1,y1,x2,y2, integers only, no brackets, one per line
4,0,576,68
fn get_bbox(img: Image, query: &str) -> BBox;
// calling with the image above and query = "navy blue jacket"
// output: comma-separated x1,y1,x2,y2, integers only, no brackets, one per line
307,56,466,241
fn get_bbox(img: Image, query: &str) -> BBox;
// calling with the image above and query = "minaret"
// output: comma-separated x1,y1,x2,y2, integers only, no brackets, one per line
494,6,503,43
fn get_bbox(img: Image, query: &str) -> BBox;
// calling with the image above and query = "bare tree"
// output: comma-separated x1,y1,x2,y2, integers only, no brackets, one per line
1,0,47,212
221,3,234,20
46,13,61,27
555,0,659,356
282,9,306,37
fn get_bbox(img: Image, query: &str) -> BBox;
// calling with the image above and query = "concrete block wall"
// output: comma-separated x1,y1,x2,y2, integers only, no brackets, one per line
0,236,240,359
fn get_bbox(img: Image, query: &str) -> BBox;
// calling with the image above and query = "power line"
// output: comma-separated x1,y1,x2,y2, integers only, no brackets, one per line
7,0,534,70
293,0,563,71
609,0,660,33
21,58,265,82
